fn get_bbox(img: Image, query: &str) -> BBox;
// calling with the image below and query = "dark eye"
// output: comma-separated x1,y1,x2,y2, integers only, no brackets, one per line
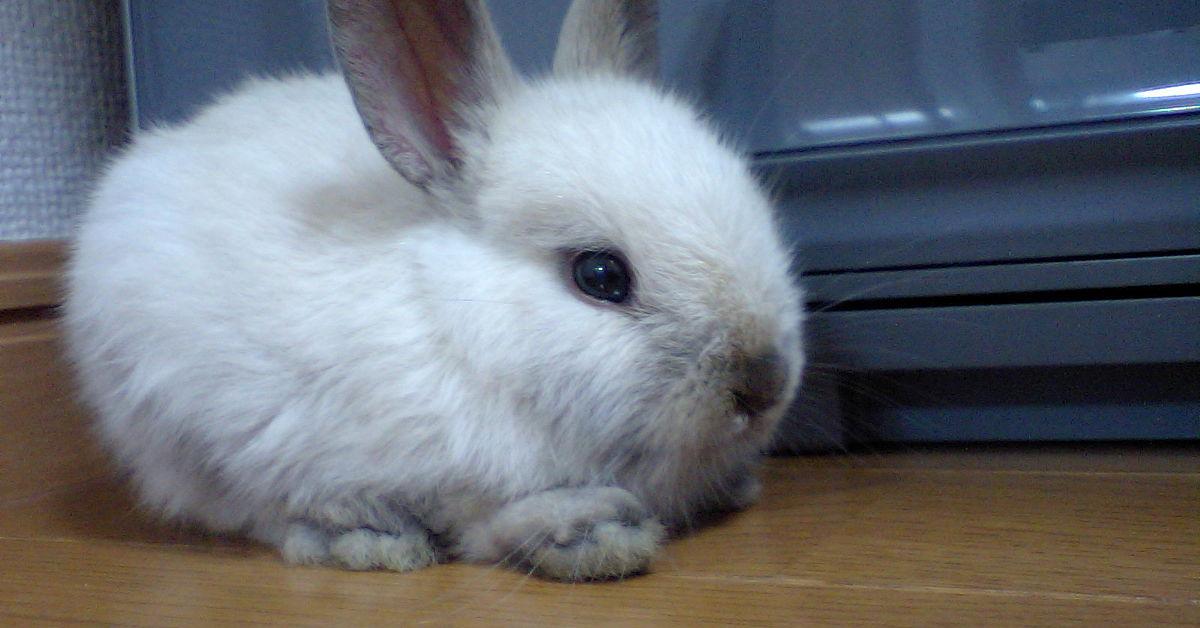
572,250,631,303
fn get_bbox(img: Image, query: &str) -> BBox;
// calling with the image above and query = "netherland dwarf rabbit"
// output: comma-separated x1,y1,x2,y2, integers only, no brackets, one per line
64,0,804,581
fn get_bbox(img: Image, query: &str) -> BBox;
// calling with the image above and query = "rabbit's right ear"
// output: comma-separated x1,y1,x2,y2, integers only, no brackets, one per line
327,0,517,189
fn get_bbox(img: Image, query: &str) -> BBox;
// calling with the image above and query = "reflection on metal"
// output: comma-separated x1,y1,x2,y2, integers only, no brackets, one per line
1135,83,1200,100
662,1,1200,152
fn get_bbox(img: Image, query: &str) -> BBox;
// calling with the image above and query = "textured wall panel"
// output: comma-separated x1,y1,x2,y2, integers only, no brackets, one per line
0,0,128,241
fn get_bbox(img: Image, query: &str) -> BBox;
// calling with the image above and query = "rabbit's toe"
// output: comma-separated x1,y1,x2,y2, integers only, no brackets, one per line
280,522,437,572
330,528,438,571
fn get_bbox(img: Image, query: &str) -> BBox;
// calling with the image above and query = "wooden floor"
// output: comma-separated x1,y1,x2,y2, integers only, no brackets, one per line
1,440,1196,626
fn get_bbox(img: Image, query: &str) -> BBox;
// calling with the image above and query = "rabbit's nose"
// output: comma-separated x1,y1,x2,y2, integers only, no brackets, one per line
731,350,788,419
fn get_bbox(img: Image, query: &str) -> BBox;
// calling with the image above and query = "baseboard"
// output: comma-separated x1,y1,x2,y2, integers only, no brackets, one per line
0,316,108,502
0,239,67,311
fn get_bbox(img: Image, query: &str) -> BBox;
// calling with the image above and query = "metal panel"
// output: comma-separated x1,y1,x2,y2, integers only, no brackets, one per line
845,363,1200,442
805,254,1200,304
663,0,1200,152
812,297,1200,371
765,116,1200,272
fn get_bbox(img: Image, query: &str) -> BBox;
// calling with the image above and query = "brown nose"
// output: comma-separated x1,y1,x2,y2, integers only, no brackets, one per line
731,350,788,418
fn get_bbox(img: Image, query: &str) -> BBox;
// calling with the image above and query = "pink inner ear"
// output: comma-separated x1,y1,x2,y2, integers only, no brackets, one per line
389,0,473,158
332,0,480,181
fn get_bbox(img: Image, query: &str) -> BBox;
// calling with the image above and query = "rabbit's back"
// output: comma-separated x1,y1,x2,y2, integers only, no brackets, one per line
64,74,494,526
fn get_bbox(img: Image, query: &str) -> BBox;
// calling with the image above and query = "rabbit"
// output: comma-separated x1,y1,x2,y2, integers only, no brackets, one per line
63,0,804,581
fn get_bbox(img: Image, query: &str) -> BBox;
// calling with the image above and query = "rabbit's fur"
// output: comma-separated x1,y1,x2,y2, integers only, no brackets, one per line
63,0,804,581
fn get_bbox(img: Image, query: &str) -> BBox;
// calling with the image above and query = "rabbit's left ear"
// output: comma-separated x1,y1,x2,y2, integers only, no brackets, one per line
328,0,517,189
553,0,659,81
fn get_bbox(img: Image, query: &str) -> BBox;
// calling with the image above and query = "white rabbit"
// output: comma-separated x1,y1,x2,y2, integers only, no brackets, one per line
64,0,804,581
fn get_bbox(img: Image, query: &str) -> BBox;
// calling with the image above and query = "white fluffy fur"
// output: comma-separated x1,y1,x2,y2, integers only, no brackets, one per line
64,0,803,581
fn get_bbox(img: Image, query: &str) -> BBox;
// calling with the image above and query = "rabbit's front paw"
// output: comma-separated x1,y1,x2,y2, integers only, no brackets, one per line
532,509,664,582
281,522,438,572
464,487,665,581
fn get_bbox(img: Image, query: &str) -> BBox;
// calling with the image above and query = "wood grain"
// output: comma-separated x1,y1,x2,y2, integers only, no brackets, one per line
0,312,1196,625
1,452,1196,626
1,539,1196,627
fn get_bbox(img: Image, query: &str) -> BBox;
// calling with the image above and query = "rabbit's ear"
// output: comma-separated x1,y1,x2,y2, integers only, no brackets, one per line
553,0,658,81
328,0,517,188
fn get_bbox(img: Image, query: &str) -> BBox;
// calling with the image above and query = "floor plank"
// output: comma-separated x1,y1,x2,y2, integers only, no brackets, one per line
2,538,1196,627
1,448,1196,626
661,463,1199,600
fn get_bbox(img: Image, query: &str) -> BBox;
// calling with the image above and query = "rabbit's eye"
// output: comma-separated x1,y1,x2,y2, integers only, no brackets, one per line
572,250,631,303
